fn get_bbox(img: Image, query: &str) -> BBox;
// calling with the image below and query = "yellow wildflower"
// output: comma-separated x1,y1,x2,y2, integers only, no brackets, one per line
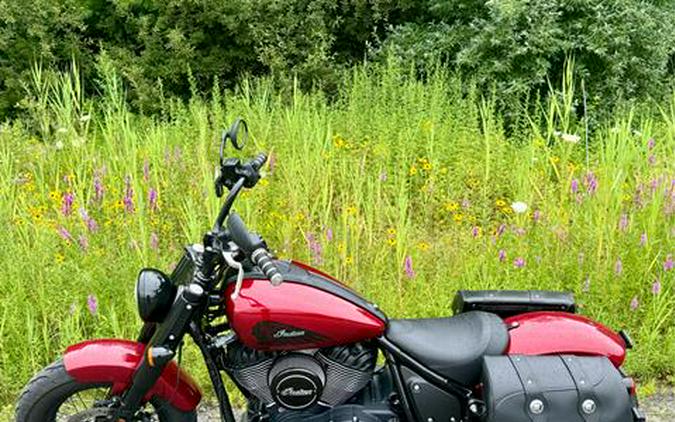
495,199,507,208
387,238,397,246
453,213,464,223
345,256,353,265
444,201,459,212
409,166,418,176
387,228,397,236
422,162,432,171
417,241,430,251
54,253,65,264
337,242,346,254
49,191,60,201
345,206,357,216
333,135,347,149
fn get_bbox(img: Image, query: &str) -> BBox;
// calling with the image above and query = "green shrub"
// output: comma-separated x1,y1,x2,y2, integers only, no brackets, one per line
381,0,675,112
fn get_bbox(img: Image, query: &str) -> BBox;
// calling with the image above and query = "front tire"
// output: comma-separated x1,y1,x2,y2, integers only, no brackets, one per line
16,360,197,421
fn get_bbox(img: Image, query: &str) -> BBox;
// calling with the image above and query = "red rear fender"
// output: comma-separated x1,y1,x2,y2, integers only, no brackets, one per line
505,312,627,367
63,339,201,412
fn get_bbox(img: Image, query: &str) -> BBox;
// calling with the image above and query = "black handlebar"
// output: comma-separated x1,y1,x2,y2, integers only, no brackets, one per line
227,212,284,286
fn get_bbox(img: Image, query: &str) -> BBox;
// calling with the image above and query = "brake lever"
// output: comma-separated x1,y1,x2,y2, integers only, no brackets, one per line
223,251,244,300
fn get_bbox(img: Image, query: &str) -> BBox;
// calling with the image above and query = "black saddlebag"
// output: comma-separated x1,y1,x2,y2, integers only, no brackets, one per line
481,355,636,422
453,290,576,318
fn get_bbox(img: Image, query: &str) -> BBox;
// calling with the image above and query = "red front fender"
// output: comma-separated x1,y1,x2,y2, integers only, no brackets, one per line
505,311,627,367
63,339,201,412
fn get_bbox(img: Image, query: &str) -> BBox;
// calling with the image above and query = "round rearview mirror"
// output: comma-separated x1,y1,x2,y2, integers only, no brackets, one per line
226,118,248,150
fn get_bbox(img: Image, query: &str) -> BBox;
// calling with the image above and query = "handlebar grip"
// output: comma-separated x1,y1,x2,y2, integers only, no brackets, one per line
251,248,284,286
250,153,267,171
227,212,257,252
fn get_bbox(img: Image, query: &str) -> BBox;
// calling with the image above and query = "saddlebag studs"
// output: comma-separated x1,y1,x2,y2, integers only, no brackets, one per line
481,355,635,422
529,399,545,414
582,399,597,414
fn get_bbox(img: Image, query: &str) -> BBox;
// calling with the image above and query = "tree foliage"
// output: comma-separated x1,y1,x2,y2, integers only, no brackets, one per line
0,0,674,116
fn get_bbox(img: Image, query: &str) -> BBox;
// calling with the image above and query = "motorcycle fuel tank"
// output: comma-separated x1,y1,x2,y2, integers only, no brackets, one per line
225,260,387,351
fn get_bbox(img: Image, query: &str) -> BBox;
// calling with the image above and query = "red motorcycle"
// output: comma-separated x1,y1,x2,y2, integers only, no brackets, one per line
17,120,646,422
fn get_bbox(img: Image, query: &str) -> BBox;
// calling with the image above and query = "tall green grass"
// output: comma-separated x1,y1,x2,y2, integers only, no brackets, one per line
0,62,673,405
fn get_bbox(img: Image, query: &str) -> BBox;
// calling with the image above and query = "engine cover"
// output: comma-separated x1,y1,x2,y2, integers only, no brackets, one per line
222,341,377,411
269,354,325,410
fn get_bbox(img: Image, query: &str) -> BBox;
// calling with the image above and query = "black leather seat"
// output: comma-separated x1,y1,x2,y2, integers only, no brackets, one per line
385,311,509,385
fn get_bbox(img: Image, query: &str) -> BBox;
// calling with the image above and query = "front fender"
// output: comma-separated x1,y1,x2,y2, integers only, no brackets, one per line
63,339,201,412
505,312,627,367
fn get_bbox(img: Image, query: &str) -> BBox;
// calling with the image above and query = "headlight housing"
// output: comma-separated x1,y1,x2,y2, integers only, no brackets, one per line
136,268,177,323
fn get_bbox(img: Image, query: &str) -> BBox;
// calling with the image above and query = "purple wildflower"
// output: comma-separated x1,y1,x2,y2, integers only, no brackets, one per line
150,232,159,251
664,254,673,271
618,213,629,232
404,255,415,278
648,155,656,166
306,233,323,265
615,257,623,276
498,249,506,262
143,159,150,182
325,228,333,242
652,278,662,295
462,198,471,209
61,192,74,216
647,138,656,150
93,171,105,203
471,226,480,238
513,257,526,268
87,294,98,316
148,188,159,212
78,234,89,251
57,226,73,242
123,176,135,213
379,171,387,182
570,179,579,194
584,172,598,195
533,210,541,223
640,233,648,247
496,223,506,237
630,296,639,311
79,207,98,232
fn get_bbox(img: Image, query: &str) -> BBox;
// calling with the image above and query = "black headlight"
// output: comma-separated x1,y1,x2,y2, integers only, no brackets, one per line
136,268,177,323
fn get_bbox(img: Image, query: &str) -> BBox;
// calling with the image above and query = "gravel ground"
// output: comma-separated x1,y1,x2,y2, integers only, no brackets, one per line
197,387,674,421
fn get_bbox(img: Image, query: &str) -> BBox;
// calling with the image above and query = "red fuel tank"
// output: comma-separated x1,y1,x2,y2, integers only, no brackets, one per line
225,261,387,351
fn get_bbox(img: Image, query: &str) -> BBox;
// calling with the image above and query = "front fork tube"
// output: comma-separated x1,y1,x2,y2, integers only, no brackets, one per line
114,284,206,420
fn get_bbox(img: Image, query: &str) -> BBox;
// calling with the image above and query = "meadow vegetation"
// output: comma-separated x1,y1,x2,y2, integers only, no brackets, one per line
0,62,673,407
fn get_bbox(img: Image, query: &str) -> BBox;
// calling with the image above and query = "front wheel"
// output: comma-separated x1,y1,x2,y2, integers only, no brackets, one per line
16,360,197,422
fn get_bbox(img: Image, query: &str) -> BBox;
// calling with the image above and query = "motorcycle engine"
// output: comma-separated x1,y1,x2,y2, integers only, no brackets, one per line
221,341,377,413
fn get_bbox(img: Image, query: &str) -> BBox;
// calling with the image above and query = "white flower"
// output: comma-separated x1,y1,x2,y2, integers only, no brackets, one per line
561,133,580,143
79,114,91,123
511,201,528,214
55,141,64,150
553,130,580,143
